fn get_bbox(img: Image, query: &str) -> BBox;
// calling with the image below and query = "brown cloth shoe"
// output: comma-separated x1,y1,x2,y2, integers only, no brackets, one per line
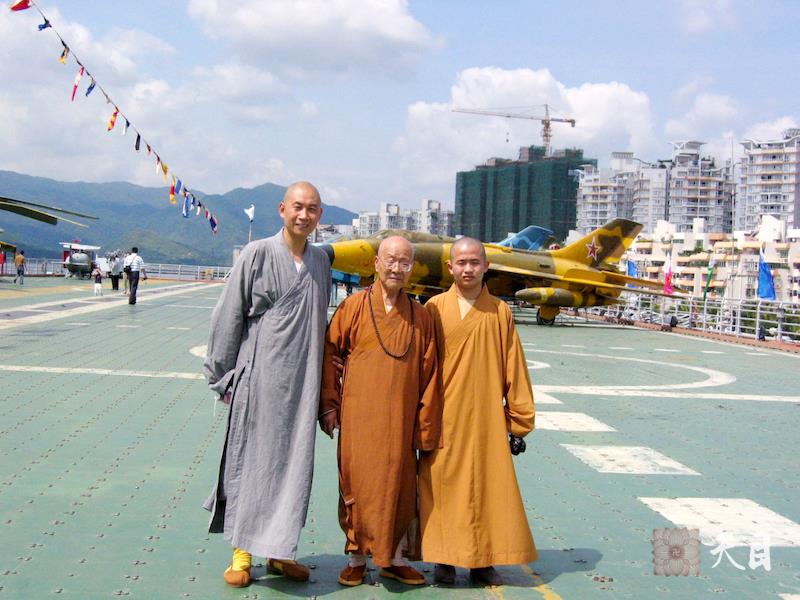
267,558,310,582
434,563,456,584
223,565,251,587
338,563,367,586
379,564,426,585
470,566,502,586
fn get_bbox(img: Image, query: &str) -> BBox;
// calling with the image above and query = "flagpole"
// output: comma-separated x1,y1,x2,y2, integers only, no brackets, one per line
248,221,252,243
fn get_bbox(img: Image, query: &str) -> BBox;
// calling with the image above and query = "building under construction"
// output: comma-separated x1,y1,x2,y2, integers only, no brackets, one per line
455,145,595,242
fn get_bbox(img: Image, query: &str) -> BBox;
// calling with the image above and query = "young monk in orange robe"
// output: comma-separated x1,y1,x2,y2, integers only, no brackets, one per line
320,235,442,587
419,236,537,586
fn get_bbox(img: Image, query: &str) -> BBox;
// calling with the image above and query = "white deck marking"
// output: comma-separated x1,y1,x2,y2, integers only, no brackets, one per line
526,360,550,370
116,324,141,328
779,595,800,599
0,283,208,331
700,350,724,354
525,349,736,390
653,348,679,353
65,322,90,326
190,344,207,358
746,352,769,356
608,346,633,350
535,412,616,432
639,497,800,547
535,386,800,403
561,445,699,475
561,344,585,348
167,327,191,330
533,389,562,404
0,365,203,380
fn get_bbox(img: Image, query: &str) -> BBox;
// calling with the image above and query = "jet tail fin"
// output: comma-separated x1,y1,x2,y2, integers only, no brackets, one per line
551,219,642,268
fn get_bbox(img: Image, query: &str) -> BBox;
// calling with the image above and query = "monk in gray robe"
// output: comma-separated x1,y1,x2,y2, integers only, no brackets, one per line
203,181,331,587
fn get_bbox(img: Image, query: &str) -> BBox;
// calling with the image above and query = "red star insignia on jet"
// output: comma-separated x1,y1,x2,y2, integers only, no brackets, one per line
586,237,600,260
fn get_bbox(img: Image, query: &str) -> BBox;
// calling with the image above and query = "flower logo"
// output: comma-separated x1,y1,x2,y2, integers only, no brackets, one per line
653,528,700,576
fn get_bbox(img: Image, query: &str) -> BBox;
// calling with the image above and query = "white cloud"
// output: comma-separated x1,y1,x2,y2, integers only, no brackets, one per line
186,0,436,75
665,93,739,140
742,117,799,142
393,67,655,188
300,100,319,118
678,0,737,34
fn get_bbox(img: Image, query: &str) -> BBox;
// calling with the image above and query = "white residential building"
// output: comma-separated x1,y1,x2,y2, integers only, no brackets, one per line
352,200,454,237
575,152,637,233
667,141,732,233
739,128,800,232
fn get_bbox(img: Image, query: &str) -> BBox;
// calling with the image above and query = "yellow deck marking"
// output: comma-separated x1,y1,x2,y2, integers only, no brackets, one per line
520,564,563,599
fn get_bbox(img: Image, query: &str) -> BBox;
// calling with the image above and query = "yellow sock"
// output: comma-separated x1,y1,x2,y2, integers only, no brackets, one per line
231,547,252,572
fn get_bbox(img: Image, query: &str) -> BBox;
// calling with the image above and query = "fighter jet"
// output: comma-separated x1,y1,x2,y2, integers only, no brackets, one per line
320,218,670,325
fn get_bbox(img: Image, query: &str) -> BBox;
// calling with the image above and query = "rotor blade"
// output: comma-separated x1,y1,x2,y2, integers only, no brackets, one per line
0,202,88,227
0,196,98,219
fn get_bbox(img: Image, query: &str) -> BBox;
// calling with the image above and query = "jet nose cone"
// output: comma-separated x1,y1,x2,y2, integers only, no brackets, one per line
320,243,334,264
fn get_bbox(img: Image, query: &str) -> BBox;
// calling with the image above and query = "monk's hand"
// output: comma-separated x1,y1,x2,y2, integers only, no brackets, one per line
331,354,345,374
509,434,526,456
222,390,232,405
320,411,340,439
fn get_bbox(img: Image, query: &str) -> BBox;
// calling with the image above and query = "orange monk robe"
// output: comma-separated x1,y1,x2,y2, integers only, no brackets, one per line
320,281,442,567
419,284,536,568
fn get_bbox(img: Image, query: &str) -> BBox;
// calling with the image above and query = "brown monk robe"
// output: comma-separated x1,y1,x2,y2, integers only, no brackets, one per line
419,237,536,586
320,236,442,587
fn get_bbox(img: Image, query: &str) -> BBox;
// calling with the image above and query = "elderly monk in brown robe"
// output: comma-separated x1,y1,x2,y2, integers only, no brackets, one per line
420,236,536,586
320,235,442,587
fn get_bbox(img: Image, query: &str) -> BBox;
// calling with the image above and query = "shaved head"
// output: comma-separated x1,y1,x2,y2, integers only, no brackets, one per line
283,181,321,203
378,235,414,259
450,237,486,262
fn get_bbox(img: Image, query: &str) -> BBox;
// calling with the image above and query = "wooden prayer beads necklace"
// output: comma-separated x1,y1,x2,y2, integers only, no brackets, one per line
367,284,415,359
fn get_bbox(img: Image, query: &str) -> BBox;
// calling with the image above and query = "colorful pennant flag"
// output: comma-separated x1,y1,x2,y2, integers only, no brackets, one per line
758,249,776,300
662,252,673,295
195,204,202,216
59,42,69,64
71,65,84,101
107,108,119,131
8,0,221,234
10,0,32,11
702,256,716,301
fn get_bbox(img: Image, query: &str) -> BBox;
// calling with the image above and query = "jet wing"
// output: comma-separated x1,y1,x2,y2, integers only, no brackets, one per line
488,263,680,297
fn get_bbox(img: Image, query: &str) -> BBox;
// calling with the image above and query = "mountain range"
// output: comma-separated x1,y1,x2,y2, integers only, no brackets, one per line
0,170,357,265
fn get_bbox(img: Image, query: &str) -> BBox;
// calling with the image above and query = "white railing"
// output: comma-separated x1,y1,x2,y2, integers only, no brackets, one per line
587,295,800,344
3,258,231,281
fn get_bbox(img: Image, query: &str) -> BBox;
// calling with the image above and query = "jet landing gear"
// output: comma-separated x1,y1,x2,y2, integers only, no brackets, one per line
536,307,559,326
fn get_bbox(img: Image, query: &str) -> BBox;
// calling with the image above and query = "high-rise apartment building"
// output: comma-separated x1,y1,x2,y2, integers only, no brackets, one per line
575,143,733,235
455,145,594,242
352,199,454,237
575,152,637,232
740,128,800,231
667,141,732,233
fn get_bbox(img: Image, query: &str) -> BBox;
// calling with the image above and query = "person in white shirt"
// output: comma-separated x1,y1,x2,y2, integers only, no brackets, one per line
123,247,146,305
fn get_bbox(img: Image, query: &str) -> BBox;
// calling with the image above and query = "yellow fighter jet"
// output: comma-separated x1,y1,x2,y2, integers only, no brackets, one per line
320,218,671,325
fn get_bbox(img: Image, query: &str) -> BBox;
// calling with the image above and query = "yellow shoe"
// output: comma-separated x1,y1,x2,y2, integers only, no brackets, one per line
267,558,310,582
223,548,252,587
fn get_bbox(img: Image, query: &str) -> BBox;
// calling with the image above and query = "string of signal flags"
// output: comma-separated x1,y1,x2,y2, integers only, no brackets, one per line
9,0,220,234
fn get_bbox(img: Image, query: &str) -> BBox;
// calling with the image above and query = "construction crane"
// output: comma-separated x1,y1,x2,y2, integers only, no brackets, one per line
452,104,576,157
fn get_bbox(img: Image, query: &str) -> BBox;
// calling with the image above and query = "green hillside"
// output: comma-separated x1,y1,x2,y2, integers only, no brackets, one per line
0,171,356,265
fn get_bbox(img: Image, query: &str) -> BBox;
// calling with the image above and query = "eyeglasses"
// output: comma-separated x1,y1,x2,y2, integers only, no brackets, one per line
377,256,413,272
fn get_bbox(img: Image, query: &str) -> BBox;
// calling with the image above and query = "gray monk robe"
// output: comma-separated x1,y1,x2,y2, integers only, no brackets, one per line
203,230,330,559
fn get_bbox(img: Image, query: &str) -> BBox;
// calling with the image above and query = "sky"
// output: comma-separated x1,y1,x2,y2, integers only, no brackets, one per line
1,0,799,214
